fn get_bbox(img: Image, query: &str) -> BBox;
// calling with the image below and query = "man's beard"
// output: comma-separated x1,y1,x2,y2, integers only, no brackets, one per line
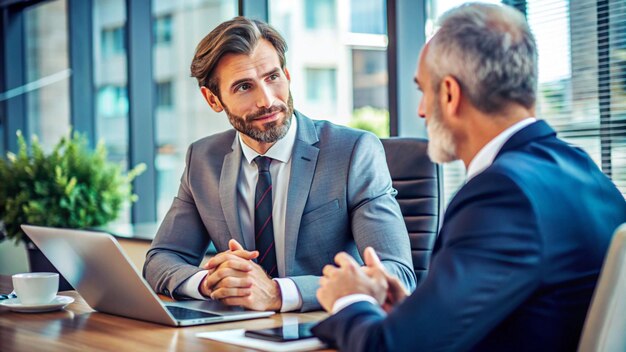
427,100,458,163
224,93,294,144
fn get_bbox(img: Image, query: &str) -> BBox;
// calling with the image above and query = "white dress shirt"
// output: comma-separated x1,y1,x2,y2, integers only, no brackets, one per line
180,115,303,312
331,117,537,314
465,118,536,181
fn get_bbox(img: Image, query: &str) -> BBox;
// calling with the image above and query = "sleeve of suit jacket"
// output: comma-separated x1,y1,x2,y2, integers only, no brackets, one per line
142,144,210,298
290,132,416,311
346,133,416,290
312,170,543,351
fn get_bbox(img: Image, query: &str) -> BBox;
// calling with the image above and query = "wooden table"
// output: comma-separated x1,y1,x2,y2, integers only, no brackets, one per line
0,275,330,351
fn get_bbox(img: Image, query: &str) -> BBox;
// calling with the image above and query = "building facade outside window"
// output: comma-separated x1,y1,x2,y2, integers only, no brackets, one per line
94,0,128,168
153,14,172,45
305,68,337,104
305,0,336,30
152,0,237,221
24,0,71,150
101,26,125,57
270,0,389,136
350,0,386,34
93,0,130,222
97,85,128,117
155,81,173,108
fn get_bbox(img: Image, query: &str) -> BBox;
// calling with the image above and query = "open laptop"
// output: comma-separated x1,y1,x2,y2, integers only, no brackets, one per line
21,224,274,326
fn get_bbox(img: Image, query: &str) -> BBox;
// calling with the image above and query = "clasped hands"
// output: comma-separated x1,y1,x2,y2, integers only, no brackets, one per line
316,247,409,313
199,239,282,311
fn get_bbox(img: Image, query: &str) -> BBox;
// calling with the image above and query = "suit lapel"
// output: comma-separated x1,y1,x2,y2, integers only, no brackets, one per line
219,136,247,249
284,112,319,275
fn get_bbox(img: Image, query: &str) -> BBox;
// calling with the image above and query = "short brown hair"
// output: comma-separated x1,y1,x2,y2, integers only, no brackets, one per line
190,16,288,97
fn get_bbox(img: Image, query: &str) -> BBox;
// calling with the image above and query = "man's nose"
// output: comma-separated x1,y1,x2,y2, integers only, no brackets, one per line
418,98,426,119
256,84,275,109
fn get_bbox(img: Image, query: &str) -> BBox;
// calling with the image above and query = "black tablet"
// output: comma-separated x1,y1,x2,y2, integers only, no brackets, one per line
244,321,318,342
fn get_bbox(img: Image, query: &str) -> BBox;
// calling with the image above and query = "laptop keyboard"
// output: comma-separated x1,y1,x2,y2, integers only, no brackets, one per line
166,306,221,320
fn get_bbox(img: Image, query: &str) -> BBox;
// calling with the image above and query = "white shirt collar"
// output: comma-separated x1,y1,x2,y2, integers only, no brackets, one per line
466,117,536,181
239,114,298,164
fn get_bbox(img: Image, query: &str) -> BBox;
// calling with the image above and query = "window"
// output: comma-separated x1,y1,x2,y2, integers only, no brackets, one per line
97,85,128,117
94,0,129,188
352,49,389,137
9,1,621,227
101,26,125,57
306,68,337,104
24,0,71,149
2,0,242,224
510,0,625,197
428,0,626,202
152,0,237,221
350,0,386,34
304,0,336,30
153,14,172,45
352,49,387,110
155,81,173,108
270,0,389,134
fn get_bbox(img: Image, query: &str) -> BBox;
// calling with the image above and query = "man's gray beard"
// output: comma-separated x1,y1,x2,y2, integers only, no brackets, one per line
427,100,458,163
224,93,294,144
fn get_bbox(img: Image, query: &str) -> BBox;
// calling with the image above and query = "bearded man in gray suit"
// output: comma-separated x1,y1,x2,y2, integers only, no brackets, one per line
143,17,416,312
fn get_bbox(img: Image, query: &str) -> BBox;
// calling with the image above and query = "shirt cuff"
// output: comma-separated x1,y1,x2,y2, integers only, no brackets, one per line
274,278,303,312
332,294,379,314
178,270,209,300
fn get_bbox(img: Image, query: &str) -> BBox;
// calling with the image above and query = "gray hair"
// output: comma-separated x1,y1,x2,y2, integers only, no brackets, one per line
426,2,538,114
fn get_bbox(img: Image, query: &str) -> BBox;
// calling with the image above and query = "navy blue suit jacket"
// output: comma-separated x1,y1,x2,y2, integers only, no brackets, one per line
313,121,626,351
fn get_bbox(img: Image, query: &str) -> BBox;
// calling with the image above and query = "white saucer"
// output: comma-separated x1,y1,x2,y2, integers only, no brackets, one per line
0,295,74,313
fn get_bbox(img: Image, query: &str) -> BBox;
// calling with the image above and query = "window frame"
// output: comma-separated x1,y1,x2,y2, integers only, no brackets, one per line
3,0,620,225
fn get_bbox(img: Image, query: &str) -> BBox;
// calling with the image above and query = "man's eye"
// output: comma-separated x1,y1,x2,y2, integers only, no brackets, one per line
237,83,251,92
268,73,279,80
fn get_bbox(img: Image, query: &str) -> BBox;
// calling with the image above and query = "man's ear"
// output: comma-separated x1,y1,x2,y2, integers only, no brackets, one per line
283,67,291,81
440,75,462,117
200,86,224,113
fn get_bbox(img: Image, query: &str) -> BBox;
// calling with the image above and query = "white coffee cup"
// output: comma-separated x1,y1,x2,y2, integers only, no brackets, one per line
12,272,59,305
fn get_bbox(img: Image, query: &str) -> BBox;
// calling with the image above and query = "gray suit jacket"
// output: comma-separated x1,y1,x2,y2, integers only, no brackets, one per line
143,112,416,311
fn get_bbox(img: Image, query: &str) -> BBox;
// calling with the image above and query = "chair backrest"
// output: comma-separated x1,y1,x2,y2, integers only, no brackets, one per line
380,137,443,284
578,223,626,352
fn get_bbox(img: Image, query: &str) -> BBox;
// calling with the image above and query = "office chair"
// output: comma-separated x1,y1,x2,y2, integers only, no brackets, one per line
380,138,443,285
578,223,626,352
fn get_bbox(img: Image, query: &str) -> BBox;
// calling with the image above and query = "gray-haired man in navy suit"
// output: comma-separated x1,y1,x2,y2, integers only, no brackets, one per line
312,3,626,351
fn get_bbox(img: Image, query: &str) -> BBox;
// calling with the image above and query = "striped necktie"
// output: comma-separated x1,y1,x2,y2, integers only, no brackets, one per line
253,156,277,277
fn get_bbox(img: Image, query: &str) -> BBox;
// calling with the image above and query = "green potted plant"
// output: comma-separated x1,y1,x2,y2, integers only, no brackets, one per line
0,130,145,289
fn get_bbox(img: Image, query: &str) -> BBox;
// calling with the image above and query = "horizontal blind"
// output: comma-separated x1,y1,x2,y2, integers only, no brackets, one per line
431,0,626,204
517,0,626,198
